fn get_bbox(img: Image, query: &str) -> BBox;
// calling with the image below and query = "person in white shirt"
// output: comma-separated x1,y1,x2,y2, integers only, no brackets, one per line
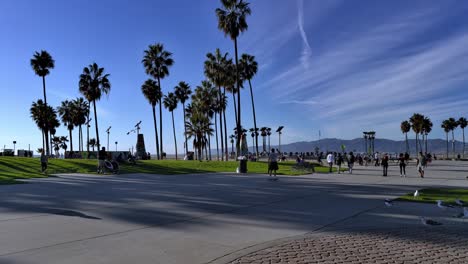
268,149,279,180
326,152,334,173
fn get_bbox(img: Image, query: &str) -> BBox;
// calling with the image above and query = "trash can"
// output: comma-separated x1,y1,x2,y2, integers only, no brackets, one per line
239,159,248,173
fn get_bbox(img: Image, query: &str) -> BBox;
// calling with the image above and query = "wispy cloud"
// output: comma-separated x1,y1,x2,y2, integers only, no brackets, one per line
297,0,312,69
258,5,468,139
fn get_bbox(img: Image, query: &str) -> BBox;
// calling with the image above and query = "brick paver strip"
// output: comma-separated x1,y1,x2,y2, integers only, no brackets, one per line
228,227,468,264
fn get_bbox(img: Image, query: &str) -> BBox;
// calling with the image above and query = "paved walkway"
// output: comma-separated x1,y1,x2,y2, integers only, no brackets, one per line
0,160,467,264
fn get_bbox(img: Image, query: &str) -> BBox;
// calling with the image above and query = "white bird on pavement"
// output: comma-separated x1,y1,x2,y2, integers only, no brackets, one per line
420,217,442,226
414,190,419,197
437,200,455,210
455,198,466,206
384,199,393,207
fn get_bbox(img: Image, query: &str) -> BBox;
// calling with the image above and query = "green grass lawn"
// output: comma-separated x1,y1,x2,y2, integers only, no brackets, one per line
398,188,468,205
0,157,341,184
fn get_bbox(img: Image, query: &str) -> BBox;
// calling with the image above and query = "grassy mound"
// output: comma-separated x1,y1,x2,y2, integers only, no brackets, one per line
0,157,338,184
398,188,468,205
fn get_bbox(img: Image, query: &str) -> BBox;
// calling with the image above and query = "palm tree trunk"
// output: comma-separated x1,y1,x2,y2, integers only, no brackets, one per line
183,102,188,156
208,133,212,161
215,114,219,161
157,77,163,159
41,76,50,156
86,109,90,157
232,92,238,126
42,130,45,153
415,133,418,156
204,135,208,161
446,132,449,159
152,105,160,160
405,133,408,153
171,111,177,160
68,129,73,158
234,37,241,159
217,86,224,161
223,88,229,161
92,100,100,159
248,79,259,159
463,128,465,158
452,130,455,158
268,135,271,152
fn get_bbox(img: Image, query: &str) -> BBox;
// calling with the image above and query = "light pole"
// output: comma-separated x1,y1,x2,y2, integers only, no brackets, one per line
276,126,284,154
115,141,118,152
13,141,16,156
363,132,368,154
106,126,111,150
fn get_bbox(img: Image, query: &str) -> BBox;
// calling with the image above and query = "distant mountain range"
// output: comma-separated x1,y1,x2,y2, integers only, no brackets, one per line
248,138,465,155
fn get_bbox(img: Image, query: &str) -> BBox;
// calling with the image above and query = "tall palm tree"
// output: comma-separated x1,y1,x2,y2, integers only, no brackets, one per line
400,121,411,154
229,134,235,156
175,82,192,156
72,97,89,152
260,127,267,153
89,138,96,152
186,112,212,161
448,117,458,158
141,79,162,160
239,53,259,158
205,48,230,161
163,92,179,160
409,113,424,155
458,117,467,158
421,117,433,154
30,50,55,155
142,43,174,158
57,100,75,154
30,99,58,152
266,127,272,152
216,0,251,157
78,63,111,158
441,120,451,159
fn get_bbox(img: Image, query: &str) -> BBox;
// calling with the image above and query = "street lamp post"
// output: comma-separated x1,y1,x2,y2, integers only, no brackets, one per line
106,126,111,150
115,141,118,152
13,141,16,156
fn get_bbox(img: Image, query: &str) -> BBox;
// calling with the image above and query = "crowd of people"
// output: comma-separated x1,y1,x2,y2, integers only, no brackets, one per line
318,151,434,177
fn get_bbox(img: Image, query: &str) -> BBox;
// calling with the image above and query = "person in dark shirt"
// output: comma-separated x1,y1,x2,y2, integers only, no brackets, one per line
381,153,389,176
98,147,107,174
399,153,406,177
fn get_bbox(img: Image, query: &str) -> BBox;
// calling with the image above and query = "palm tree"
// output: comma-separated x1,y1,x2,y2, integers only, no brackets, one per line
266,127,272,152
448,117,458,158
163,92,179,160
141,79,162,160
30,50,55,155
78,63,111,158
57,100,75,154
260,127,267,153
30,100,58,152
216,0,251,157
421,117,432,154
72,98,89,152
175,82,192,156
205,49,230,161
458,117,467,158
89,138,96,152
409,113,424,155
186,112,212,161
239,53,259,158
142,43,174,159
400,121,411,154
441,120,451,159
229,134,235,156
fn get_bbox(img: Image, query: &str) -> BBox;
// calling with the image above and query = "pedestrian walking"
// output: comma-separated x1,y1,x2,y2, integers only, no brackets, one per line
417,151,426,178
374,152,380,166
404,152,410,165
98,147,107,174
337,153,344,174
268,148,279,180
326,152,334,173
348,152,355,174
398,153,406,177
381,153,389,176
40,150,48,173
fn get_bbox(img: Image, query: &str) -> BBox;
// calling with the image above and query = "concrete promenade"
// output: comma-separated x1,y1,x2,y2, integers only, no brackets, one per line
0,160,467,264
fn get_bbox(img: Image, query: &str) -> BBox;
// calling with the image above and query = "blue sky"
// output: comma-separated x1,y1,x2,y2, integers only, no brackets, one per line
1,0,468,154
